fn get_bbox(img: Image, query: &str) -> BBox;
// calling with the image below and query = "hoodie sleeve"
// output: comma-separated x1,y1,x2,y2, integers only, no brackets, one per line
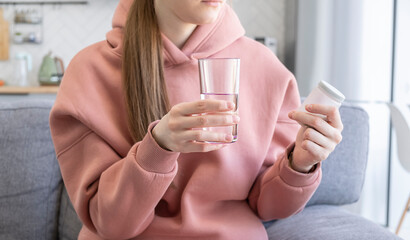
49,65,180,239
248,77,322,221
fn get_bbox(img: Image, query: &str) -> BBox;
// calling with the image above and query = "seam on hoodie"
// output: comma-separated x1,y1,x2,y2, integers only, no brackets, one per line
165,59,196,70
56,130,93,158
263,156,319,188
109,47,122,58
53,72,104,159
134,155,178,175
163,49,177,66
263,157,289,187
277,166,320,188
105,37,122,58
129,138,179,175
193,21,222,53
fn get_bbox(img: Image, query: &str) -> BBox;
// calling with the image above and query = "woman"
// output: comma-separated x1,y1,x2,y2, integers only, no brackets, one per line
50,0,343,239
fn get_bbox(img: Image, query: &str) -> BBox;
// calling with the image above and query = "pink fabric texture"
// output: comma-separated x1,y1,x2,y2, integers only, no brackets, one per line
49,0,321,239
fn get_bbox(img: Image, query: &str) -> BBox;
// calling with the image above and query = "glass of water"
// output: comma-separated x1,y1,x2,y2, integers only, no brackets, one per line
198,58,240,143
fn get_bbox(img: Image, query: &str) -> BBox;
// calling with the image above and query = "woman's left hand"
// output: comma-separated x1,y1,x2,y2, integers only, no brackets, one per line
288,104,344,173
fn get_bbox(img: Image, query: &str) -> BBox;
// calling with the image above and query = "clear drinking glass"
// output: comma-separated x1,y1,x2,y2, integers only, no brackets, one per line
198,58,240,143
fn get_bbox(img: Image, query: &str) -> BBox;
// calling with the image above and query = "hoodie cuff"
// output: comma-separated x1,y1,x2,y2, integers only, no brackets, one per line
135,121,180,174
278,143,321,187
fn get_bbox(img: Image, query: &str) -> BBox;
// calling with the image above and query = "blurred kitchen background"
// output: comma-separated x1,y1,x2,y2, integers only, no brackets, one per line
0,0,409,238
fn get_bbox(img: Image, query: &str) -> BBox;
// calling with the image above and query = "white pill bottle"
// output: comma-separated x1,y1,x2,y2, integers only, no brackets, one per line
298,81,346,119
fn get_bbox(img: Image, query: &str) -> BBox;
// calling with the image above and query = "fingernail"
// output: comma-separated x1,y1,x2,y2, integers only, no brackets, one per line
288,111,294,118
227,102,235,109
306,104,312,111
232,115,240,123
225,134,233,142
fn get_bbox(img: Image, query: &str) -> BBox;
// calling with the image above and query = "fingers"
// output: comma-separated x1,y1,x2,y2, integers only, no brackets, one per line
170,130,234,153
289,104,344,168
303,104,343,130
289,107,343,143
289,111,333,138
290,105,343,159
300,139,330,161
175,99,235,116
156,100,238,153
182,130,234,143
177,113,240,129
302,127,337,151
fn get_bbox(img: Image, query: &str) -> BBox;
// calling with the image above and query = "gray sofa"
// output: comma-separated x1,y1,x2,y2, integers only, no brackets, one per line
0,100,401,240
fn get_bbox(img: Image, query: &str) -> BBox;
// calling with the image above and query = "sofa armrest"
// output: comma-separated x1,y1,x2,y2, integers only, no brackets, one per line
306,104,369,206
0,100,62,239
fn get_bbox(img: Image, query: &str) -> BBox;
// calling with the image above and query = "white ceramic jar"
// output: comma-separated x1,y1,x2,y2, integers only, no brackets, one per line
298,81,345,119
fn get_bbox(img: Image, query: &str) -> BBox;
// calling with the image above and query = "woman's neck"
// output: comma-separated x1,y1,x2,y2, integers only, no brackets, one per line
155,5,197,49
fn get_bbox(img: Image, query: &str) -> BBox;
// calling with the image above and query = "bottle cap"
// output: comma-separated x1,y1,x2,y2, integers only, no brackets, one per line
318,81,345,103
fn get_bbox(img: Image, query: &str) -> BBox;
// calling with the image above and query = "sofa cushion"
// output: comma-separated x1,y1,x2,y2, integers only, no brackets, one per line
0,100,62,240
266,205,402,240
58,187,82,240
307,104,369,206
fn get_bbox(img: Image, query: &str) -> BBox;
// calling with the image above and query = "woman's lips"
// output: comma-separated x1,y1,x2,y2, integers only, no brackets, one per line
202,0,223,7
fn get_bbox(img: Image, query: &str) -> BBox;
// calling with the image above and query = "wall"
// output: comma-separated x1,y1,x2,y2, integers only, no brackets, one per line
0,0,289,87
0,0,117,86
232,0,288,61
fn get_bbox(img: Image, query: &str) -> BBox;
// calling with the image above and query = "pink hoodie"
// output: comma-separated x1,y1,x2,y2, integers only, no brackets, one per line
50,1,321,239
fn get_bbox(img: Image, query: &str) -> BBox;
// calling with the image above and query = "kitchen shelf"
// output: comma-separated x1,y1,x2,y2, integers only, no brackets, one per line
12,7,44,44
0,1,88,5
14,21,42,24
0,86,59,94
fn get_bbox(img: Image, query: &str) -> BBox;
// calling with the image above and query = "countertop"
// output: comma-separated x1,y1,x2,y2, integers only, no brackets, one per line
0,86,59,94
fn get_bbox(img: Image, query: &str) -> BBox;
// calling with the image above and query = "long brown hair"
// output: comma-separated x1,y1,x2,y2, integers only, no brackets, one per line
123,0,170,142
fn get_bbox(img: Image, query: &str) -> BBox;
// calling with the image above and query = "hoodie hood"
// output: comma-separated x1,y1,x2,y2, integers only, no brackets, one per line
107,0,245,67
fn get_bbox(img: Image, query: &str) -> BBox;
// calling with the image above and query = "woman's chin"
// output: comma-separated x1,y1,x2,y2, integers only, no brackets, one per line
192,10,221,25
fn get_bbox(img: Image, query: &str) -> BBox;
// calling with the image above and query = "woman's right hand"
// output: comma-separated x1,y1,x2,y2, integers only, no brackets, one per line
152,99,240,153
